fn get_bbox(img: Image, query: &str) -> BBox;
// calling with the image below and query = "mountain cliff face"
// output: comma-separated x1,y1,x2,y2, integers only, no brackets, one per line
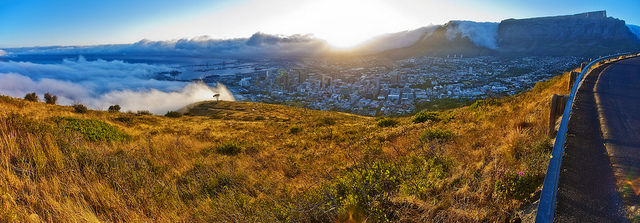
382,11,640,58
497,11,640,56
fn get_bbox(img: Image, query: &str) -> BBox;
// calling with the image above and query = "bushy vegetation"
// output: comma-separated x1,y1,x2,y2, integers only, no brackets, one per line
24,92,38,102
494,169,540,200
72,103,88,113
469,98,501,110
412,111,440,123
289,126,303,134
216,140,245,155
136,110,152,115
44,92,58,104
421,128,454,141
53,116,131,142
376,117,398,127
108,104,121,112
165,111,182,118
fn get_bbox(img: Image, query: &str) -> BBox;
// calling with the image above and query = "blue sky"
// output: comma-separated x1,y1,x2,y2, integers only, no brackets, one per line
1,0,638,48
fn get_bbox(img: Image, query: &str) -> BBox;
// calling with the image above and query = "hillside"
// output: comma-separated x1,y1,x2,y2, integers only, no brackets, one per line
0,68,574,222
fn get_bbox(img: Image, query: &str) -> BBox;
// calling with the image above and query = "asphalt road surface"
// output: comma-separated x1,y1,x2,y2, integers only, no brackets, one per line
553,56,640,222
596,57,640,206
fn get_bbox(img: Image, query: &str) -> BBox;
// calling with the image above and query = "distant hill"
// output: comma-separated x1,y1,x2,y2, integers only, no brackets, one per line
379,11,640,58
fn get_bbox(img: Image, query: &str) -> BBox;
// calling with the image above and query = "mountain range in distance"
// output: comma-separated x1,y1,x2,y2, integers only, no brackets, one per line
3,10,640,61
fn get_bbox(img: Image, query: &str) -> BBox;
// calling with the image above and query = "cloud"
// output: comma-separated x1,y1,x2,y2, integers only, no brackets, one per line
356,25,439,53
628,25,640,41
445,21,499,49
0,57,234,114
2,33,331,59
0,50,7,56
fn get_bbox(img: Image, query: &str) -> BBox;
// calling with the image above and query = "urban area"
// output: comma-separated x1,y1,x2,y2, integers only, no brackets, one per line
159,56,583,116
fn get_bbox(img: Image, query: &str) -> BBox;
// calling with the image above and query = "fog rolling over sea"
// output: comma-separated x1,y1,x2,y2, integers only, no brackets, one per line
0,56,235,114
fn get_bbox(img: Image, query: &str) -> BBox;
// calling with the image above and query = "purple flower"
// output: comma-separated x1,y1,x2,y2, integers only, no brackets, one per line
519,171,524,176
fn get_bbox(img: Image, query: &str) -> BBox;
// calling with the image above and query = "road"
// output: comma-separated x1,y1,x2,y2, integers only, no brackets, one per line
596,57,640,205
554,57,640,222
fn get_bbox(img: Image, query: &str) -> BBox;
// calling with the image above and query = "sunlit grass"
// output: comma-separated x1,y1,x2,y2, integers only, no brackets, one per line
0,68,574,221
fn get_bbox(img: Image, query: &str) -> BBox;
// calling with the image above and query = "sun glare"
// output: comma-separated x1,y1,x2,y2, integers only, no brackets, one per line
259,0,420,50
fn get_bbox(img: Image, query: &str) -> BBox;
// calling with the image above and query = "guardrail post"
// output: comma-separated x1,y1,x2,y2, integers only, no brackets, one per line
568,71,578,91
549,94,569,135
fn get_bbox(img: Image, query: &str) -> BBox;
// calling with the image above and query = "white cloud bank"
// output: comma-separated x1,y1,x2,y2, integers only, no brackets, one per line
4,33,331,58
445,21,500,49
0,57,234,114
628,25,640,40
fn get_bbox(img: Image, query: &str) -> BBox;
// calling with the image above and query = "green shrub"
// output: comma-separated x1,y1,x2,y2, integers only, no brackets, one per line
108,104,121,112
44,92,58,104
136,110,152,115
289,126,303,134
72,103,88,113
412,111,440,123
420,128,454,141
24,92,38,102
53,116,131,142
494,170,539,200
469,99,500,110
376,117,398,127
314,117,336,126
165,111,182,118
217,141,244,155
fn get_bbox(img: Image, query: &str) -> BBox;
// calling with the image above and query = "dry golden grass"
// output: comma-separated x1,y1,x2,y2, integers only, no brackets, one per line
0,69,574,222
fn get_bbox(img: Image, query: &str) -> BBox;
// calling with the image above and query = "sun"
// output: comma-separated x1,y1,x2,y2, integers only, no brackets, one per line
260,0,421,50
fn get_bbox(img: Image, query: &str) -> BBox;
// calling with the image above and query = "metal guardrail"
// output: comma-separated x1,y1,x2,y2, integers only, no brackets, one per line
535,51,640,222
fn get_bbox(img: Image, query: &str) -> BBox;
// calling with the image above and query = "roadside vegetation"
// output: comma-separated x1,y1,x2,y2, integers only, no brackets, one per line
0,69,575,222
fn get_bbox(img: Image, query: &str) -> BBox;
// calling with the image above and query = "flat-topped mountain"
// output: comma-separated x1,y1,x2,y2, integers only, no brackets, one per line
381,11,640,58
497,11,640,56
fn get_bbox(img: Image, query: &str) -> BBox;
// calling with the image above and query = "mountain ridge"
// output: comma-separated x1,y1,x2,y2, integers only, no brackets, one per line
377,10,640,58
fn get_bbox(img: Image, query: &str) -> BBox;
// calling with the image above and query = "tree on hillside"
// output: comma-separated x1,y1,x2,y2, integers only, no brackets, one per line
24,92,38,102
213,93,220,101
44,92,58,105
108,105,121,112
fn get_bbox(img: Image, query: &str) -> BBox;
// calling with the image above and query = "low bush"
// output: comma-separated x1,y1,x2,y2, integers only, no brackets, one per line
53,116,131,142
420,128,454,141
217,141,244,155
24,92,38,102
72,103,88,113
165,111,182,118
289,126,303,134
108,104,121,112
314,117,336,126
44,92,58,104
494,170,539,200
136,110,152,115
376,117,398,127
412,111,440,123
469,99,500,110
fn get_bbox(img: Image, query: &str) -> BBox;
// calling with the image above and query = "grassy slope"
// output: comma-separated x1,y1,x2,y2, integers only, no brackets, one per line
0,69,573,222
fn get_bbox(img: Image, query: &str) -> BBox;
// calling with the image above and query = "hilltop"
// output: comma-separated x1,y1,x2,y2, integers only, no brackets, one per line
0,67,575,221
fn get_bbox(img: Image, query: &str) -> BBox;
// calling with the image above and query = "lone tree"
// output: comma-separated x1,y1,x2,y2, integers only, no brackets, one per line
24,92,38,102
213,93,220,101
108,105,121,112
44,92,58,105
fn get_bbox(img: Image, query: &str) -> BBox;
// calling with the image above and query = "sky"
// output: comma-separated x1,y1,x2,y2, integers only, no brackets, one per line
1,0,639,49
